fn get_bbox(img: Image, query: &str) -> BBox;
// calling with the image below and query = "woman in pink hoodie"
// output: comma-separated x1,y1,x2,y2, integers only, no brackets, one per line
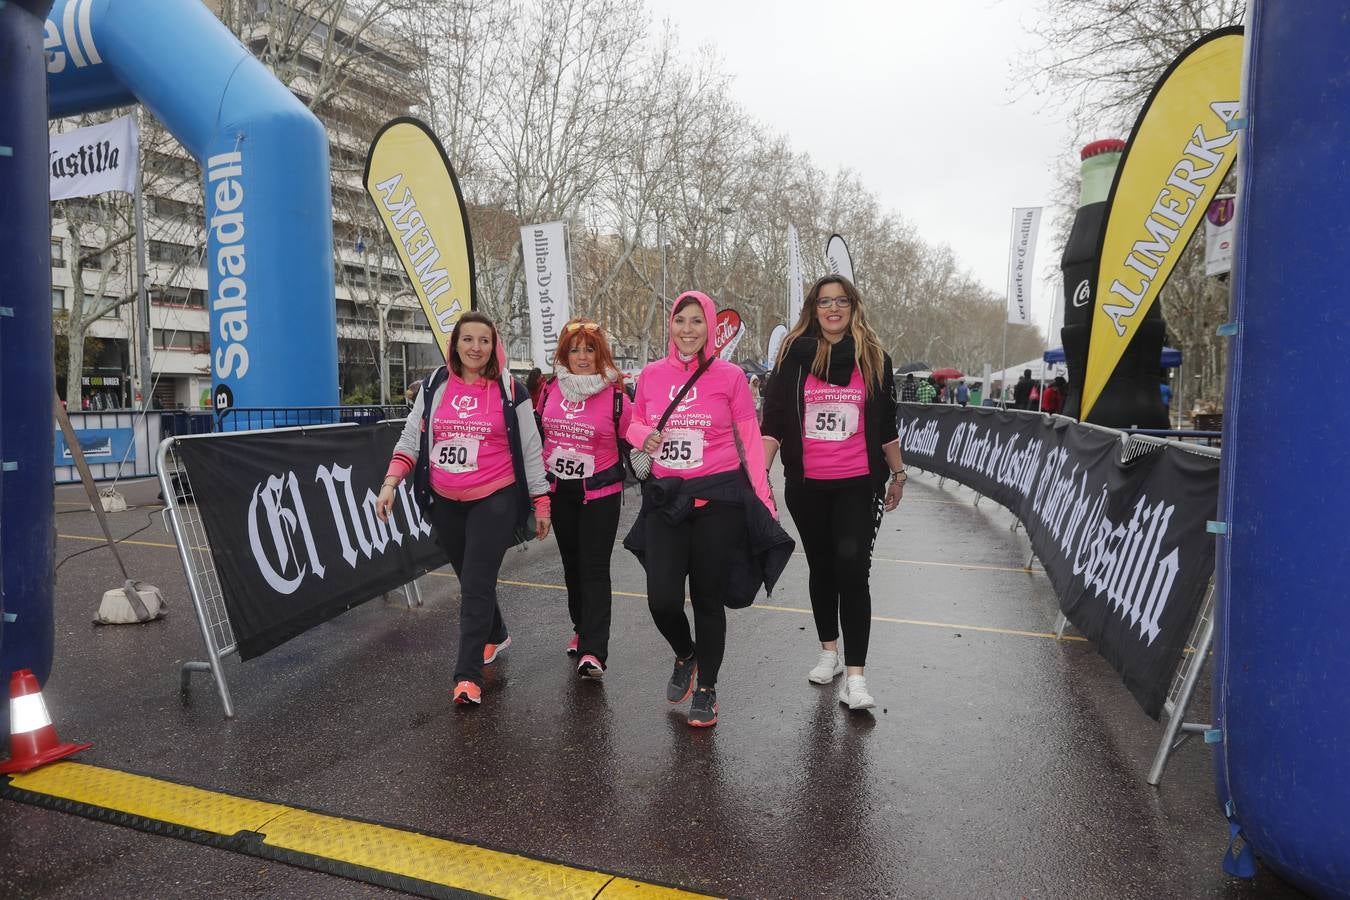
624,291,791,728
537,318,633,678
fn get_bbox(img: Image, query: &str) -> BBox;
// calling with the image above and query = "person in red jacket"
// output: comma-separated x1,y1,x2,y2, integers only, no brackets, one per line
1040,376,1066,415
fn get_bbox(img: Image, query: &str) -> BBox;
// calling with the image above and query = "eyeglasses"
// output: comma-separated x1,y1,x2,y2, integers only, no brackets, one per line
816,296,852,309
564,321,601,334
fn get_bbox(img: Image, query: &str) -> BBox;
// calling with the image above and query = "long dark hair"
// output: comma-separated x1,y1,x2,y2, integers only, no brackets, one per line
776,275,886,396
447,311,502,381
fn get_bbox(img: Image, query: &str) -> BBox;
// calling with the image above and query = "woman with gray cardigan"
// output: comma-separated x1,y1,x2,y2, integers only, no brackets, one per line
376,311,549,707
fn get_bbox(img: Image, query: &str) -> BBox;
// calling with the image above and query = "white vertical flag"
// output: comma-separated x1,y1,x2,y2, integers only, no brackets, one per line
49,115,139,200
521,221,570,368
1006,206,1042,325
1204,194,1237,276
825,233,855,284
787,224,804,323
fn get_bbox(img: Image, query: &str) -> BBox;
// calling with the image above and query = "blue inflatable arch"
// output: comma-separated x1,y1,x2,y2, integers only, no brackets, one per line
1,0,336,714
46,0,338,412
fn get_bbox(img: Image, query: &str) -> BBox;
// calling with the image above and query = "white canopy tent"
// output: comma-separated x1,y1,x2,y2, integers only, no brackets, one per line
971,358,1068,387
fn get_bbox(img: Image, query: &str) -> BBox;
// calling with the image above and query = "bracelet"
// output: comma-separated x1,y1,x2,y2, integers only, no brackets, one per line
382,477,399,488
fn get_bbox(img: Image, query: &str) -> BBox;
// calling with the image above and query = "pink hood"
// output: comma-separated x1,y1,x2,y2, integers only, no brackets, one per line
667,291,719,362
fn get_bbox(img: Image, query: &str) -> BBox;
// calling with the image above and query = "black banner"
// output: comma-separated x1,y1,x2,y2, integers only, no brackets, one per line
897,404,1218,718
173,422,447,660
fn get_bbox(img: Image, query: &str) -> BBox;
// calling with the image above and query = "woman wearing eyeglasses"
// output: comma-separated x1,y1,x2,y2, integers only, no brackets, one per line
761,275,904,711
537,318,633,678
623,291,794,727
375,311,551,708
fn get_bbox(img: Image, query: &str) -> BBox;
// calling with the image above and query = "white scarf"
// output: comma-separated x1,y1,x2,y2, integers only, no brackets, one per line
552,365,616,403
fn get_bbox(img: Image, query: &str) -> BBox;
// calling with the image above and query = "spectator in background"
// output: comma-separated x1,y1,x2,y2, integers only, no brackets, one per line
1160,371,1173,410
1013,370,1034,409
526,367,545,408
1041,376,1065,415
956,381,969,407
969,382,983,407
900,372,918,403
916,376,937,404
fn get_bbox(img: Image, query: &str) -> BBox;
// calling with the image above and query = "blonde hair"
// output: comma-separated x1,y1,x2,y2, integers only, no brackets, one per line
775,275,886,395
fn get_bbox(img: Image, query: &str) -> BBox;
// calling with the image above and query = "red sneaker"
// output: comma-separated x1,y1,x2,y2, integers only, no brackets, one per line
577,654,605,679
566,633,580,656
452,681,481,705
483,635,512,665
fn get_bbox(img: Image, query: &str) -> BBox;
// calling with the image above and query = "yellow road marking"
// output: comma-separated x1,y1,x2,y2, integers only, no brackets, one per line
752,602,1086,642
5,762,710,899
57,534,1063,643
427,571,1079,642
58,533,178,550
864,555,1045,575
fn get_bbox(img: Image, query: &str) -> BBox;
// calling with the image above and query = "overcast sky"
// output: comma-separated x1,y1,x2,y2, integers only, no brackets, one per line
644,0,1081,333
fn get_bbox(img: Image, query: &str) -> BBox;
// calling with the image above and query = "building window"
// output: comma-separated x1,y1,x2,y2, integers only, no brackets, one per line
80,245,102,271
51,288,65,311
151,286,207,309
84,293,121,319
51,239,65,268
148,240,197,265
154,329,210,353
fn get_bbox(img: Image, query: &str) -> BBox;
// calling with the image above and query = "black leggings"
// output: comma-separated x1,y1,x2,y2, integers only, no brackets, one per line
430,487,518,686
643,500,745,688
550,480,621,662
784,479,882,667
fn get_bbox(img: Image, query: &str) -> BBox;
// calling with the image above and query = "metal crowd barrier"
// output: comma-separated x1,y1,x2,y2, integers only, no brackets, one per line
55,409,163,484
156,423,423,719
216,404,408,432
908,405,1221,787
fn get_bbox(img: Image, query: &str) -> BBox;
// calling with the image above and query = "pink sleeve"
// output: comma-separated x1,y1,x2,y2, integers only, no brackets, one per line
625,378,656,447
736,417,776,518
385,455,414,482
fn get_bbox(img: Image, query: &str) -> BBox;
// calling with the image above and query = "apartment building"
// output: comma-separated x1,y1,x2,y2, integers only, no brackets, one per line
50,1,440,410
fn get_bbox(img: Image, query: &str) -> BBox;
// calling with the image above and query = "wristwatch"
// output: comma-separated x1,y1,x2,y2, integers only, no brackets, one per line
890,467,908,484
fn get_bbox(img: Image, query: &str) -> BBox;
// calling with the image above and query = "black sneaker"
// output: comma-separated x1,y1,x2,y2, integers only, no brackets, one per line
688,687,718,727
666,652,697,704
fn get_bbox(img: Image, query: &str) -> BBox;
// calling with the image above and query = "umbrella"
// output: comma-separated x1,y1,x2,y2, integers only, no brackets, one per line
931,367,963,381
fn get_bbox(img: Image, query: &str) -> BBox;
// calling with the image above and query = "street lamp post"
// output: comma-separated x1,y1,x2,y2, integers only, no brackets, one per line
378,290,419,406
377,296,391,406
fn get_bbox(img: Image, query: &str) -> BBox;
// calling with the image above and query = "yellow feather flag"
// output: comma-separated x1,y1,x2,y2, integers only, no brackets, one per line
363,118,475,359
1081,29,1243,419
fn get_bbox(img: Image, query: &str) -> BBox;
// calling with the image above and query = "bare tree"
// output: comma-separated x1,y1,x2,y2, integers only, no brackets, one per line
1025,0,1246,411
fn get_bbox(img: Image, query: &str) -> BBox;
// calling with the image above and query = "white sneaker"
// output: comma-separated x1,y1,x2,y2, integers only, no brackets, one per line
839,675,876,710
808,649,845,684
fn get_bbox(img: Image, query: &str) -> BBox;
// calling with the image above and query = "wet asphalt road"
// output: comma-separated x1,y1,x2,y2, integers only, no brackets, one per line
0,473,1308,899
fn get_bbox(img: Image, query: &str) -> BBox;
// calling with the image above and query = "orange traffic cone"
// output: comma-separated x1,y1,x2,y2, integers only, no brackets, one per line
0,669,91,774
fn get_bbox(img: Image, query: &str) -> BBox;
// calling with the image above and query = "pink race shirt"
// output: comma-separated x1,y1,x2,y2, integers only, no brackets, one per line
539,384,632,500
802,366,870,480
633,358,755,480
429,374,515,500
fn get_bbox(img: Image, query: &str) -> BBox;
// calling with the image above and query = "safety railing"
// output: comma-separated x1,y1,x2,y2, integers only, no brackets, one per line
156,423,423,718
216,404,408,432
904,404,1222,787
54,409,163,484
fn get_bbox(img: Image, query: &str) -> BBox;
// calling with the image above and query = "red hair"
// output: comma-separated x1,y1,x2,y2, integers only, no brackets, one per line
553,318,623,382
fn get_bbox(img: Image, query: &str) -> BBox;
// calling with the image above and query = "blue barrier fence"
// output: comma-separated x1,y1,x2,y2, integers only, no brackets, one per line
56,406,411,482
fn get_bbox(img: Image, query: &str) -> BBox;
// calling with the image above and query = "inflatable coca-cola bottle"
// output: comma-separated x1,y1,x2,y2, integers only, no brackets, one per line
1060,139,1169,427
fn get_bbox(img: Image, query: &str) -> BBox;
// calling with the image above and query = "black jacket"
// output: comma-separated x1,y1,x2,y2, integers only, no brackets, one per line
761,336,899,488
622,470,795,609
